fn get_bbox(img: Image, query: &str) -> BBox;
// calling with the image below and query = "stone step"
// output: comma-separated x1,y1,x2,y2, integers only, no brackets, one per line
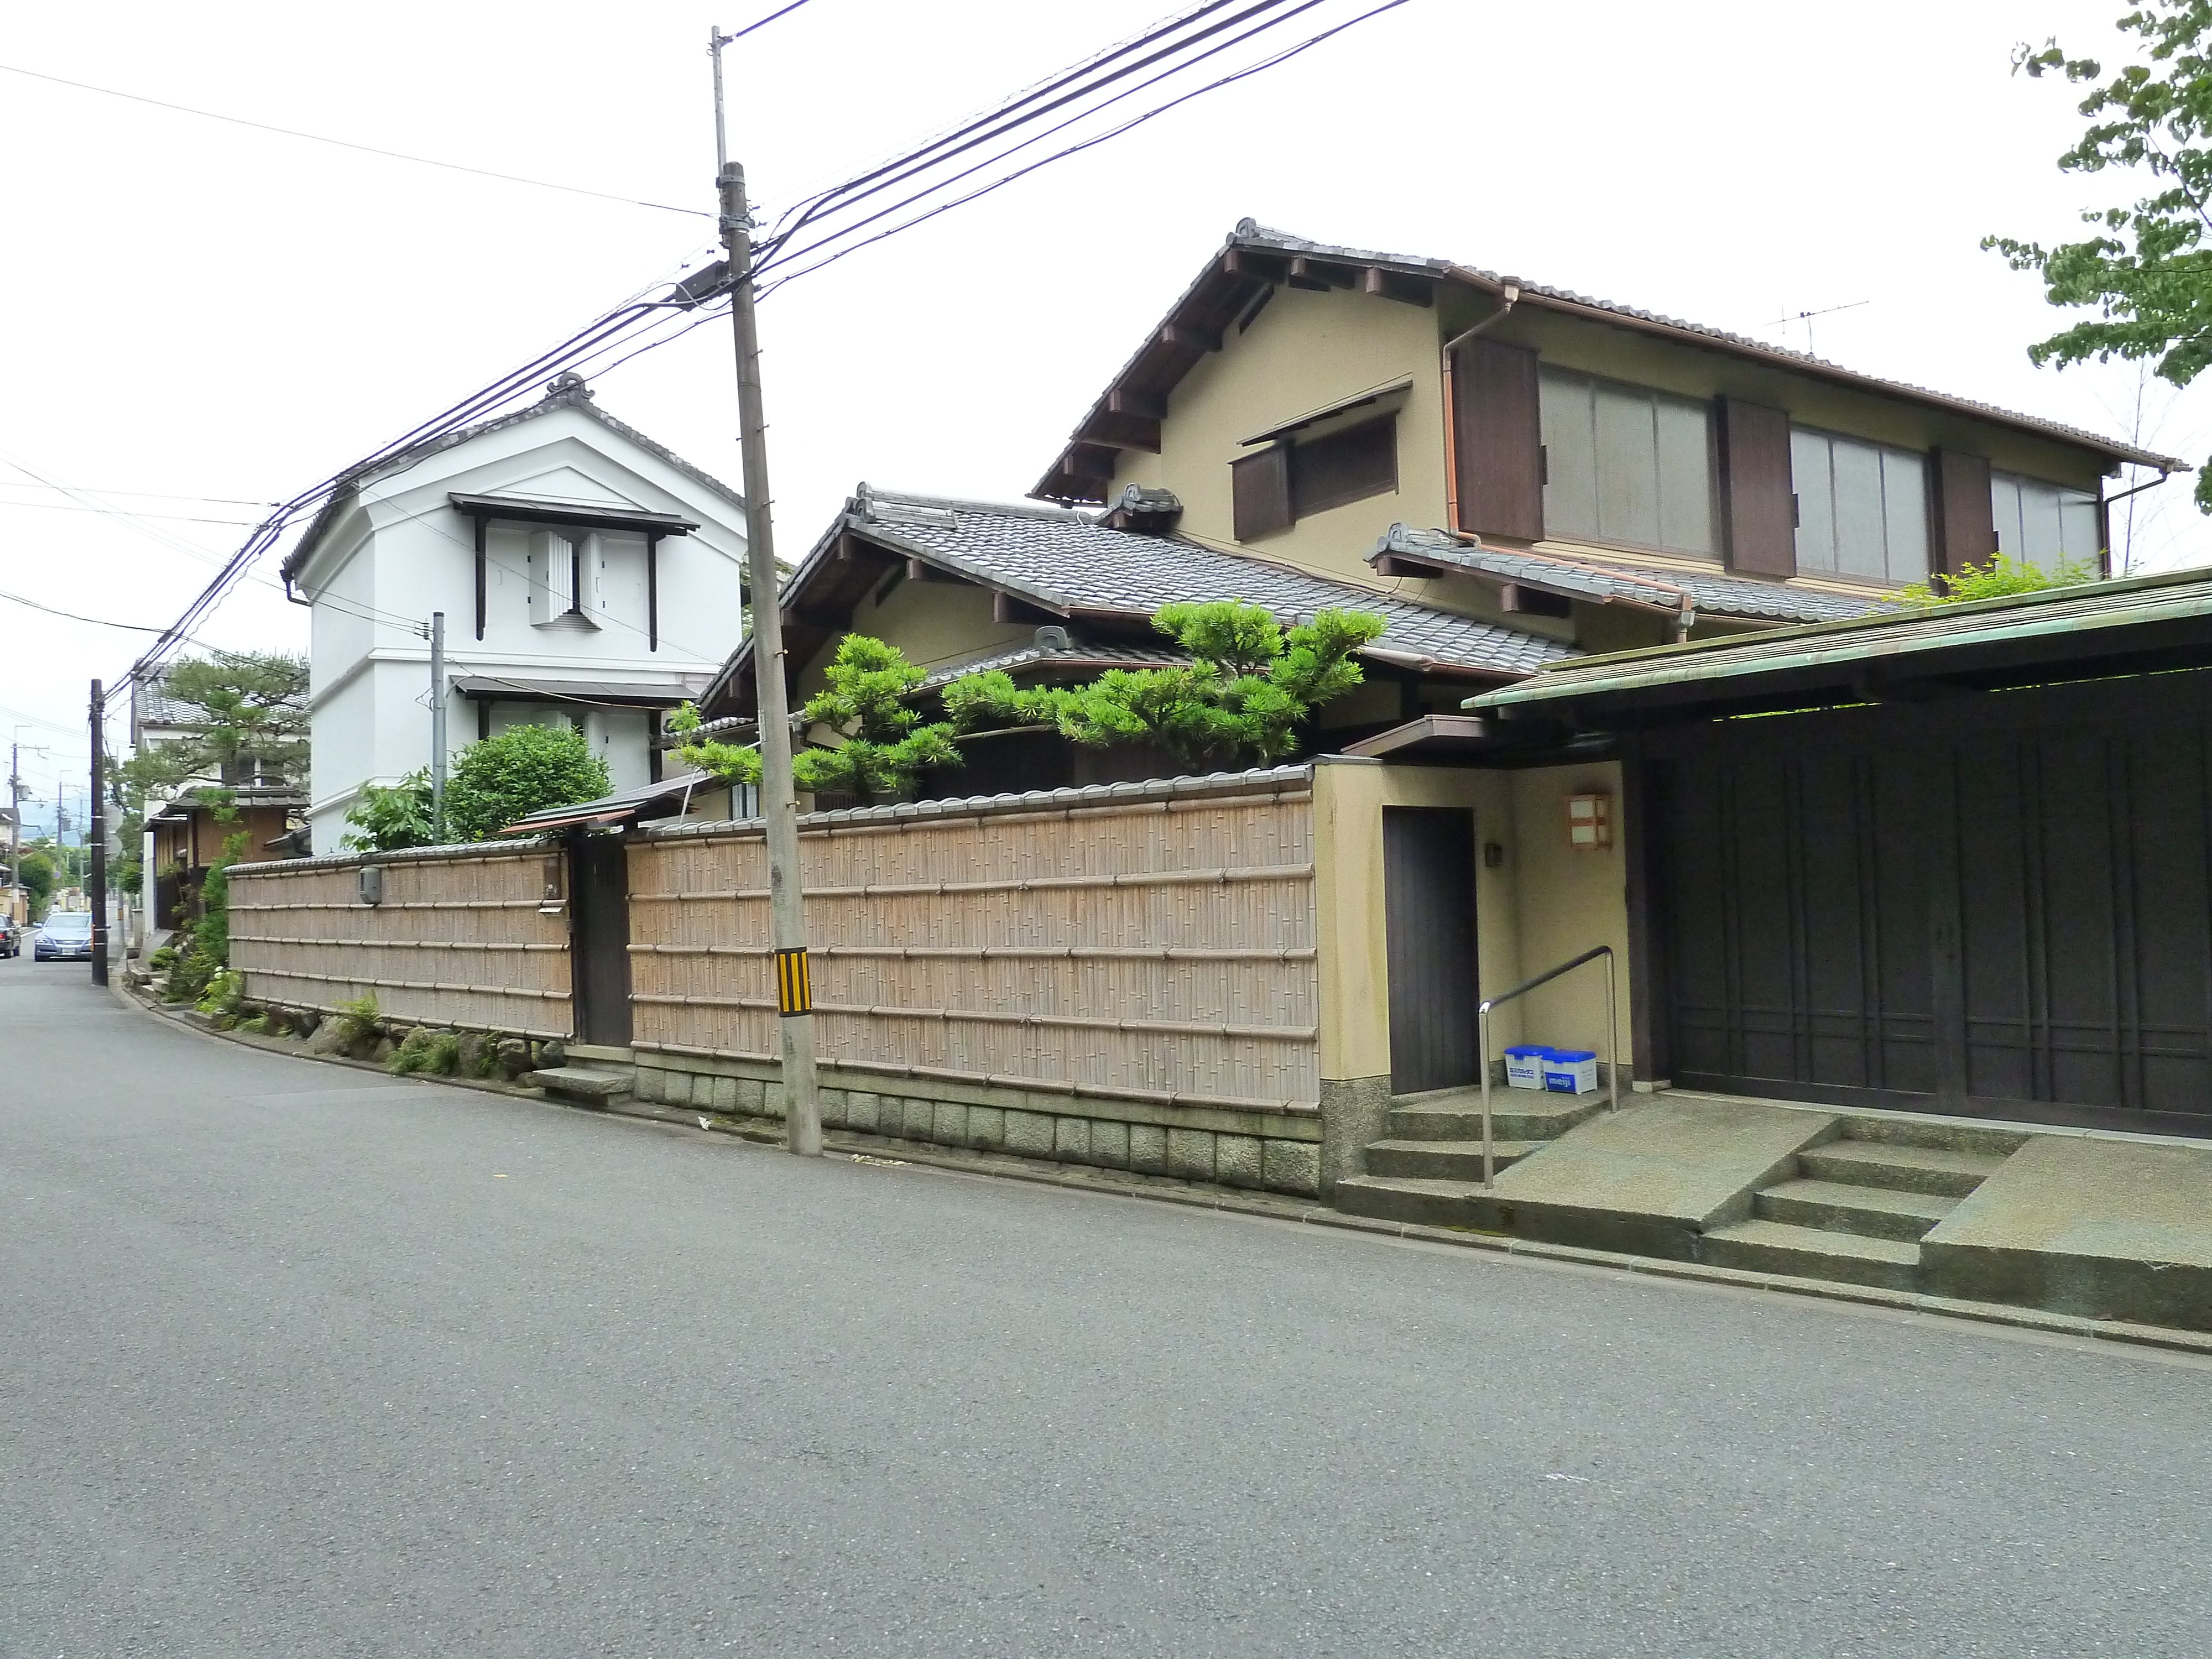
524,1066,633,1104
1363,1138,1541,1180
1700,1218,1921,1290
1332,1175,1497,1230
1798,1139,2008,1198
565,1042,635,1067
1386,1094,1607,1143
1752,1177,1957,1243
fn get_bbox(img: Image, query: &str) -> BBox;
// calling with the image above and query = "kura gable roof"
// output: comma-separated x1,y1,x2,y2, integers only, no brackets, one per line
1033,220,2188,504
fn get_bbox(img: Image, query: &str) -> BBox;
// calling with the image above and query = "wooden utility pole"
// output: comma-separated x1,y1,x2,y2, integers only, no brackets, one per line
710,24,821,1155
88,679,108,985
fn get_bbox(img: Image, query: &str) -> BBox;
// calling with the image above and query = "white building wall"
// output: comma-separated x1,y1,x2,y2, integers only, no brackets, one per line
298,400,747,853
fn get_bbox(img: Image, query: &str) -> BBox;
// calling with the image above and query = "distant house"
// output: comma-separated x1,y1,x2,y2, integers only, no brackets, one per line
131,669,307,932
278,374,751,853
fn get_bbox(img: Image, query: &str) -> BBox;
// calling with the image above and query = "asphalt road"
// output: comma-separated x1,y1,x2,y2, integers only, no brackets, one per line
4,957,2209,1658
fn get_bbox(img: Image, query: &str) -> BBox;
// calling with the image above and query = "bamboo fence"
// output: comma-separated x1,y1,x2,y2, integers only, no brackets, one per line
227,842,572,1037
630,774,1321,1112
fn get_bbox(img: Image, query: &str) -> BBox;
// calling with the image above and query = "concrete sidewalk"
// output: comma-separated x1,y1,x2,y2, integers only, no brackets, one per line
1409,1089,2212,1332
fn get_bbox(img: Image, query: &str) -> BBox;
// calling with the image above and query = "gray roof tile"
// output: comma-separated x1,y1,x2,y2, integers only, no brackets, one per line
846,487,1575,679
1369,525,1897,624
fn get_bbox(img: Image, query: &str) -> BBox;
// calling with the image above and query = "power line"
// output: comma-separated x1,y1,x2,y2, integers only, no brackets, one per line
0,587,165,633
0,481,274,508
757,0,1413,295
0,499,263,528
0,61,712,219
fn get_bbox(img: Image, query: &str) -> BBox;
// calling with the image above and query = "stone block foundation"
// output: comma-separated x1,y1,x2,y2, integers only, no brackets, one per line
629,1051,1324,1199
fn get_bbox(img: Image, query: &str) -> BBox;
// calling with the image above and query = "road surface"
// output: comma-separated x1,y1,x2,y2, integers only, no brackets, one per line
4,956,2206,1656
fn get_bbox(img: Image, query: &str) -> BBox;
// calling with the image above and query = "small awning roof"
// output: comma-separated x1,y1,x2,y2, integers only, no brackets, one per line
447,493,700,538
1463,567,2212,726
453,676,698,708
1238,378,1412,446
499,771,720,836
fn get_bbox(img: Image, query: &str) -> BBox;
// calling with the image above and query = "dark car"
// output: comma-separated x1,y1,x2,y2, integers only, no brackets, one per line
32,910,94,962
0,915,18,957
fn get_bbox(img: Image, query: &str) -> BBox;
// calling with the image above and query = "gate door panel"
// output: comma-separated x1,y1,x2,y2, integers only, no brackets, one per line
570,833,633,1047
1382,806,1479,1095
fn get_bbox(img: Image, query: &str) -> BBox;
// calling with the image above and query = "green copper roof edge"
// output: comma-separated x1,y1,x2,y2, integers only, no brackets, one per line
1464,567,2212,711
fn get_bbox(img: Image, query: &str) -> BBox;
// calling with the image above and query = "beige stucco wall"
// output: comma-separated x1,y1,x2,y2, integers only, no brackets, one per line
793,568,1034,701
1313,756,1632,1092
1111,284,1450,588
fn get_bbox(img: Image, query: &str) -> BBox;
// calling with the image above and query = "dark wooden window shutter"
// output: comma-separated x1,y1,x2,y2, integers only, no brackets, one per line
1929,448,1996,578
1718,397,1796,578
1291,416,1398,518
1451,338,1544,540
1231,445,1292,541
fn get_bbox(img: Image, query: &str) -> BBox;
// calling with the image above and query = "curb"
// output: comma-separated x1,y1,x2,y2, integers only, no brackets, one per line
114,980,2212,1361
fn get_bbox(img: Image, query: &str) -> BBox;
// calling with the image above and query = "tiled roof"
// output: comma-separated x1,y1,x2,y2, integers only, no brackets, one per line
843,487,1576,679
913,639,1191,690
1368,525,1897,625
1036,220,2186,501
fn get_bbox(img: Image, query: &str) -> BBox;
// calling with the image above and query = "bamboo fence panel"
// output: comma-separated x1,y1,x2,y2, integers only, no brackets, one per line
227,845,571,1037
630,780,1319,1110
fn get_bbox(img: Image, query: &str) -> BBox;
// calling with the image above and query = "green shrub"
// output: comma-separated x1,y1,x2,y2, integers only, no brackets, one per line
238,1014,272,1035
149,943,178,972
390,1027,462,1076
332,993,381,1048
196,969,246,1018
445,723,611,841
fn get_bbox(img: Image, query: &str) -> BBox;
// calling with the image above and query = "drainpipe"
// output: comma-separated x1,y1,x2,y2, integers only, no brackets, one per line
1439,280,1521,536
1671,592,1697,643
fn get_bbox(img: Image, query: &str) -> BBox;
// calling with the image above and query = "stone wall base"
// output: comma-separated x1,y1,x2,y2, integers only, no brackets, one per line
633,1050,1323,1199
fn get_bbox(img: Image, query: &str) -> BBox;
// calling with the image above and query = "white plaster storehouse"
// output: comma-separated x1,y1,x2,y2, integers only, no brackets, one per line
280,375,749,852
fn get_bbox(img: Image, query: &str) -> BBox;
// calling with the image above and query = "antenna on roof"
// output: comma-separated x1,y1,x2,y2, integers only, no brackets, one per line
1762,300,1869,356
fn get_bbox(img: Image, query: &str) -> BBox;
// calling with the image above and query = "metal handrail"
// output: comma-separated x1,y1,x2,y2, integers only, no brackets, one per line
1477,943,1620,1186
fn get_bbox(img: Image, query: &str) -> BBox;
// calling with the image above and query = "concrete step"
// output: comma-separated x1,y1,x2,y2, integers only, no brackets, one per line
1799,1139,2008,1198
1753,1177,1957,1243
1700,1218,1922,1291
1386,1093,1608,1143
1830,1115,2031,1157
1363,1138,1542,1180
525,1066,633,1105
1332,1175,1495,1230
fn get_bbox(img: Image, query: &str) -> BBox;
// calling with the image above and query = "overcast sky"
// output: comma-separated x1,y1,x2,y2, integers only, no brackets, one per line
2,0,2201,836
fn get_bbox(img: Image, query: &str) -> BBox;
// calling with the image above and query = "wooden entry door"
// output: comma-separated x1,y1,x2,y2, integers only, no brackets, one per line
569,833,633,1047
1383,806,1479,1094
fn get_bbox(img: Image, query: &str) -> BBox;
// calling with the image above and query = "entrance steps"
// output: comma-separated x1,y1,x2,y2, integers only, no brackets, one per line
1334,1083,1610,1220
1699,1121,2022,1290
528,1042,637,1108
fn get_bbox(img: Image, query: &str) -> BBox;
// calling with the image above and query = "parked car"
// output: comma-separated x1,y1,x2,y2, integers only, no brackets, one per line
32,910,94,962
0,915,18,957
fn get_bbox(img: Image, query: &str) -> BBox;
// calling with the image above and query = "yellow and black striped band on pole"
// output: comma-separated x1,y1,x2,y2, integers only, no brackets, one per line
774,947,813,1016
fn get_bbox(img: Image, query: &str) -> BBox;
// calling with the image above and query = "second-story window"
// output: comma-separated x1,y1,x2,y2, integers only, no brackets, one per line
1538,367,1718,557
1230,413,1398,540
1790,429,1929,584
1991,470,2102,564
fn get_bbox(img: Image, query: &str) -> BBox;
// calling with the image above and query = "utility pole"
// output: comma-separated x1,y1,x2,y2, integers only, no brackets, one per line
6,738,22,925
429,611,448,839
88,680,108,985
710,24,821,1156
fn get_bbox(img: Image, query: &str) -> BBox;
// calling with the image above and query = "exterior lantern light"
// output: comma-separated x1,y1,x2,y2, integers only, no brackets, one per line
1566,792,1612,851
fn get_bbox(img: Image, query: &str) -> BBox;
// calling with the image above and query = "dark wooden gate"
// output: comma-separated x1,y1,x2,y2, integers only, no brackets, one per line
1382,806,1479,1094
568,833,633,1047
1644,671,2212,1134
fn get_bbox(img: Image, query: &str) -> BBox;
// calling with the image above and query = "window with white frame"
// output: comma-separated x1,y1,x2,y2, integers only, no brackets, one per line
1990,471,2103,566
1538,367,1718,556
1790,428,1929,584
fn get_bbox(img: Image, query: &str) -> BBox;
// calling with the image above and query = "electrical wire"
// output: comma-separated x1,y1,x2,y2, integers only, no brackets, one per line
724,0,817,45
0,587,166,633
0,61,712,218
755,0,1411,293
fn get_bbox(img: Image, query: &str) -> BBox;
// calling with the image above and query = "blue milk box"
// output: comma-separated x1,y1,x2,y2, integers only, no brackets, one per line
1504,1044,1552,1089
1542,1048,1599,1094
